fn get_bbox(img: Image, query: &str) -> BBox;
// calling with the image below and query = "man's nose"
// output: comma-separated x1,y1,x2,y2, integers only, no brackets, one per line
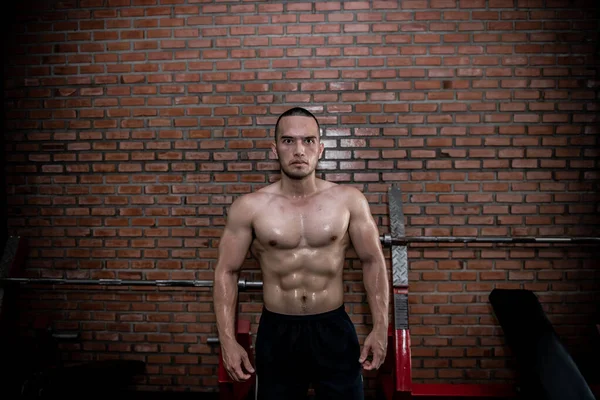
293,141,305,155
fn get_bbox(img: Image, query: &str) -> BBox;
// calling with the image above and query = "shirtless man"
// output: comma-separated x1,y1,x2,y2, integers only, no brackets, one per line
213,107,390,399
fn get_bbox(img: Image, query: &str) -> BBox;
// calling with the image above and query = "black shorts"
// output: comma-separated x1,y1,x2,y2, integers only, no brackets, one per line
255,304,364,400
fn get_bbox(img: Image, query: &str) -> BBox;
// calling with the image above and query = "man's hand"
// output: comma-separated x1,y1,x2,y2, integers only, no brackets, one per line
358,328,387,370
221,339,255,382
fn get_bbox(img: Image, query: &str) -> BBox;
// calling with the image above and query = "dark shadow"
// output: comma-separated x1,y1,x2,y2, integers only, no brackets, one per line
489,288,596,400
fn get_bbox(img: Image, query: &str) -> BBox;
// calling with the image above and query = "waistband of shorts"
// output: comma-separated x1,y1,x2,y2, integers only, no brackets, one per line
261,304,347,321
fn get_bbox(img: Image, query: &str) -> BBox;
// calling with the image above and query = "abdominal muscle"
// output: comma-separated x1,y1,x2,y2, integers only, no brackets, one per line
255,246,347,315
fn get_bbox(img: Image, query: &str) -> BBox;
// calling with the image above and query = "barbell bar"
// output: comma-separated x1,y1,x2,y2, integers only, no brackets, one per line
1,234,598,288
0,277,263,289
379,234,600,246
3,231,596,287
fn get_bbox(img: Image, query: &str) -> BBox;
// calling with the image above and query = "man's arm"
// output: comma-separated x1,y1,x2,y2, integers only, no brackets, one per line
213,195,255,344
347,187,389,332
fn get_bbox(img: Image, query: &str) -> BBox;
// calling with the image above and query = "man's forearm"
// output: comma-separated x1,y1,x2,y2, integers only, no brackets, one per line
363,260,390,331
214,269,240,343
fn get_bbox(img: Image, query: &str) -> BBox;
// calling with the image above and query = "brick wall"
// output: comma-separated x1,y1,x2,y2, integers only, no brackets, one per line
3,0,600,396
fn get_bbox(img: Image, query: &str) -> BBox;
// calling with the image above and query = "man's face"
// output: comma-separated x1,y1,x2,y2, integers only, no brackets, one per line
271,115,324,180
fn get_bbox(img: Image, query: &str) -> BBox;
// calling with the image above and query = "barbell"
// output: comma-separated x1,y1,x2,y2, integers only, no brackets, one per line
1,234,598,288
0,277,263,289
380,234,600,246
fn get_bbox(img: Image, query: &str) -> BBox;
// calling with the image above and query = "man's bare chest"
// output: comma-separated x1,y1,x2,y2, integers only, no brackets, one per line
252,200,350,249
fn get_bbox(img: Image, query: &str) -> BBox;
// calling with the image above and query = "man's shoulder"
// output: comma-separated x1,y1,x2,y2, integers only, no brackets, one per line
230,187,278,212
328,185,371,216
226,192,269,226
325,182,365,199
233,191,271,206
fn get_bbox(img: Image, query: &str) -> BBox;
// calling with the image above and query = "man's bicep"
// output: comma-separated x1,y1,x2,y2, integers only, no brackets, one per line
348,191,383,263
215,200,254,273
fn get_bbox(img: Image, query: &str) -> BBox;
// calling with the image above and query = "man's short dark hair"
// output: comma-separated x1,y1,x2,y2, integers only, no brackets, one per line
274,107,321,139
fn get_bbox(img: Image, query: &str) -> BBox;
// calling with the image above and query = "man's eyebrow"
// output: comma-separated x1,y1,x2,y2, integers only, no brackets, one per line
280,135,317,139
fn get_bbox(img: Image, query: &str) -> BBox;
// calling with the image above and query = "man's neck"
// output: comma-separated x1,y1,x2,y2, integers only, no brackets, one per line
279,174,319,198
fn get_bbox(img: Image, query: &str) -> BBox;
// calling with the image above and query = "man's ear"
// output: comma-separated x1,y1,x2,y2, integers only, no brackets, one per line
271,141,278,159
318,128,324,158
